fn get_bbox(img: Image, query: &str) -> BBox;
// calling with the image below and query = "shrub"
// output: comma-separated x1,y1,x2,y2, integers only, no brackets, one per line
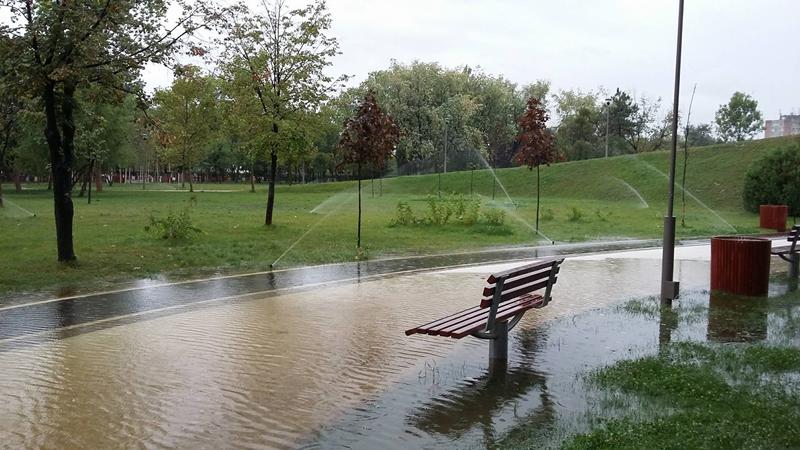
145,210,201,240
462,198,481,226
425,195,453,225
541,208,555,221
743,146,800,216
390,201,417,226
483,208,506,226
567,206,584,222
595,208,613,221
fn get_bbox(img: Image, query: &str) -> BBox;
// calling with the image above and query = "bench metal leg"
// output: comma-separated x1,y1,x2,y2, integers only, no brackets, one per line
489,320,508,362
791,254,799,279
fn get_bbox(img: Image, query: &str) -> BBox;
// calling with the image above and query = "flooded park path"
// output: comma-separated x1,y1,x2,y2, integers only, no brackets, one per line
0,238,791,448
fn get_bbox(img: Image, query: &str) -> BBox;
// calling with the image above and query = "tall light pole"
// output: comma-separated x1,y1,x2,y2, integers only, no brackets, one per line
604,98,612,158
660,0,685,306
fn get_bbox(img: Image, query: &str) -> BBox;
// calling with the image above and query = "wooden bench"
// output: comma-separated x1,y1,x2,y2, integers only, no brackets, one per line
772,225,799,277
405,257,563,362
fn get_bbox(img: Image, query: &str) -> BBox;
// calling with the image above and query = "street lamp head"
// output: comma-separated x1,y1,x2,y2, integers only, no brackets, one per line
604,98,612,107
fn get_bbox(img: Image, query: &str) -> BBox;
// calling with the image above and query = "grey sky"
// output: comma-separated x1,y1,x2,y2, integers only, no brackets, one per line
319,0,798,131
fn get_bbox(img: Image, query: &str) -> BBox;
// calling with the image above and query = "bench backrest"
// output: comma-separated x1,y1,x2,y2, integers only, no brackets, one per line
480,258,563,309
789,225,800,252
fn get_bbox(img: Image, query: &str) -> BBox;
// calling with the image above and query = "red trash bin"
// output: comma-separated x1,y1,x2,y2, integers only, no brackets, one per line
710,236,771,296
760,204,788,232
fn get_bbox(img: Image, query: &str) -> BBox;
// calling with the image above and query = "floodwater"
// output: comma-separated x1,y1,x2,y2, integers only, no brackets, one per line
0,240,792,448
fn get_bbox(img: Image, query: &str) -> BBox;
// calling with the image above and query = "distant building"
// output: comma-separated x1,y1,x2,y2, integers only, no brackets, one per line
765,114,800,138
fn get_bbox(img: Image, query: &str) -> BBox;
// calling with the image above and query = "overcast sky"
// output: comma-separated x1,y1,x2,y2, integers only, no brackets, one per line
320,0,798,130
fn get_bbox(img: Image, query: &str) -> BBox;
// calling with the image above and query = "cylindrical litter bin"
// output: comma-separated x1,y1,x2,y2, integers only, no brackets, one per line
759,204,788,232
710,236,771,296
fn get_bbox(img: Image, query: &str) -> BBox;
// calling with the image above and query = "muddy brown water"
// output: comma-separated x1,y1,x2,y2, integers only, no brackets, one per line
0,242,786,448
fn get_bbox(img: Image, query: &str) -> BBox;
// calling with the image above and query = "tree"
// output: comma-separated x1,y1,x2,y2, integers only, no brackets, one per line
153,65,219,193
220,0,345,225
337,91,400,248
684,123,716,147
555,106,602,161
715,92,763,142
743,146,800,217
0,0,217,261
0,79,23,207
514,97,557,230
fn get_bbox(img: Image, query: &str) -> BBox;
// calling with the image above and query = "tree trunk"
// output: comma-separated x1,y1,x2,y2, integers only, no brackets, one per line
265,122,279,226
265,149,278,225
187,169,194,193
87,159,94,205
78,175,87,197
0,175,4,208
94,163,103,193
44,81,76,262
536,165,540,230
13,170,22,193
250,165,256,193
357,162,362,248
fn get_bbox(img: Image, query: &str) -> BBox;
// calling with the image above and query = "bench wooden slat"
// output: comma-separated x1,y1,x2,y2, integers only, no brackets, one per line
420,296,538,336
447,295,544,339
434,296,542,339
480,279,552,308
432,295,542,337
486,258,563,283
404,305,482,336
482,266,560,297
772,244,794,255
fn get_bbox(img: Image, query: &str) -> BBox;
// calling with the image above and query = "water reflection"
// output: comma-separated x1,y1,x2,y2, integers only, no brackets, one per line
0,246,716,449
409,328,553,446
707,294,768,343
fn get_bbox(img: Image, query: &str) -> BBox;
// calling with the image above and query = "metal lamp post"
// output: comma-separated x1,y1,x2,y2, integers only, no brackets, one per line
660,0,685,305
604,98,612,158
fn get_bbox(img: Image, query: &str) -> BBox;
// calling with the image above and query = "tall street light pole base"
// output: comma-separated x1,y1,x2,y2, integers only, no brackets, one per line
660,215,680,305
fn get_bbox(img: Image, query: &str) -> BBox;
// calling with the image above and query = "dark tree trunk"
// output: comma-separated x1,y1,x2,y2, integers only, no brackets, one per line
88,159,94,204
188,169,194,193
13,170,22,193
265,122,279,225
536,165,540,230
78,175,87,197
44,81,76,262
357,162,362,248
0,175,4,207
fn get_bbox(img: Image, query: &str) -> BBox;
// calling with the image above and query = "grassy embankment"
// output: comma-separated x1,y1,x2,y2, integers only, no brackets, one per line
501,285,800,449
1,135,798,296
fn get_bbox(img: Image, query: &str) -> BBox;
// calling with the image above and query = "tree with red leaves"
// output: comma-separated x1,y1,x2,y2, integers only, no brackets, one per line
514,97,558,231
338,91,401,248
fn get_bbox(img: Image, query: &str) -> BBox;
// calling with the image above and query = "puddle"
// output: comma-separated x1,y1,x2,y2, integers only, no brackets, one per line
0,243,796,448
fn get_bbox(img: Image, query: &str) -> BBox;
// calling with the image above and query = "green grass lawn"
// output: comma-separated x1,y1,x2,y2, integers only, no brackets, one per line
1,135,797,296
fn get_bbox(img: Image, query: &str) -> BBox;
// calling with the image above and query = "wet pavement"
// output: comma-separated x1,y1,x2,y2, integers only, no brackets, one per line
0,238,793,448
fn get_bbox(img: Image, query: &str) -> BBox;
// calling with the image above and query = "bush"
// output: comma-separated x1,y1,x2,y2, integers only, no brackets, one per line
390,201,417,226
743,146,800,216
463,198,481,225
567,206,584,222
541,208,555,221
483,208,506,226
595,208,613,221
145,210,201,240
425,195,454,225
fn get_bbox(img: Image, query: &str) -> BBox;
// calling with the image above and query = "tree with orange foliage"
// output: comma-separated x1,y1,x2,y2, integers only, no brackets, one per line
514,97,558,230
338,91,401,248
